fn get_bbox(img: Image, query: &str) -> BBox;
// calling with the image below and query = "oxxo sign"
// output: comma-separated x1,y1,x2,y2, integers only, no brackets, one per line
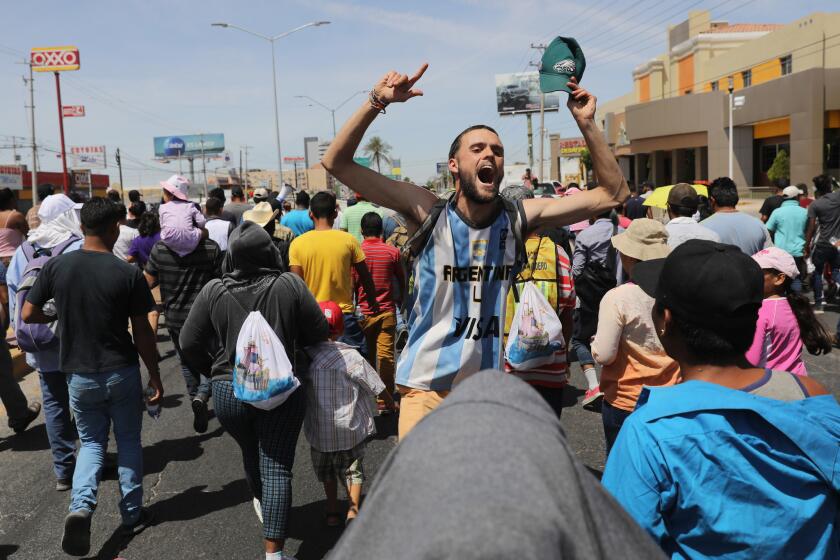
31,46,80,72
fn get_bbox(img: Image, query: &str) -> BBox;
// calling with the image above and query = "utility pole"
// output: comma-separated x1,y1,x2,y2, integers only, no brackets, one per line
239,149,243,188
242,145,252,192
21,60,38,204
526,114,534,170
200,133,208,199
530,44,547,181
116,148,124,196
728,76,734,180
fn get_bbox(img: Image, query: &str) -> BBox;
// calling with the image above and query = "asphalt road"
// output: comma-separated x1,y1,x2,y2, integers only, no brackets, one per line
2,307,839,559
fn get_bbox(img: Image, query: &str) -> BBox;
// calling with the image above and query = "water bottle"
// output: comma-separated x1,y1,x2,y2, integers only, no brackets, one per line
144,386,161,419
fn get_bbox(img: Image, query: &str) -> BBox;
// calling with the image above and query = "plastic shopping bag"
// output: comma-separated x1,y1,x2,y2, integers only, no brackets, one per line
505,283,565,371
233,311,299,410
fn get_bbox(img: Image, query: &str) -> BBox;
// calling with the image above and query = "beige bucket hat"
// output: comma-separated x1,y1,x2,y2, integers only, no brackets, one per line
611,218,670,261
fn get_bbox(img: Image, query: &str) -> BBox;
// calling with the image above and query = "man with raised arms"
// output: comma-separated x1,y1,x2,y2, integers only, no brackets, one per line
323,63,628,438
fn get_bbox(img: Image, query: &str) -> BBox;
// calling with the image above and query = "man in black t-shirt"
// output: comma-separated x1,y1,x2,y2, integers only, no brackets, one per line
623,184,647,220
23,198,161,556
145,236,221,433
759,183,785,223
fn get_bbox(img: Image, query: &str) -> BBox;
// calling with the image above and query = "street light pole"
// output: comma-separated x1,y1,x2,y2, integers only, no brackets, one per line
728,76,734,180
294,90,367,138
212,21,330,191
270,43,282,189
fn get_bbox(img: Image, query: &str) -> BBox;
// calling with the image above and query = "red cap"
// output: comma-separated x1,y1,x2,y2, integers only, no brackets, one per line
318,301,344,337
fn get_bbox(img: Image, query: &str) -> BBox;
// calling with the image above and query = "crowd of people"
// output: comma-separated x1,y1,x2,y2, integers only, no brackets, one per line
0,62,838,560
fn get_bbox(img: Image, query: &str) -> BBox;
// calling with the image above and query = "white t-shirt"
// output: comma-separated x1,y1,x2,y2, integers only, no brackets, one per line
113,224,139,260
205,218,231,251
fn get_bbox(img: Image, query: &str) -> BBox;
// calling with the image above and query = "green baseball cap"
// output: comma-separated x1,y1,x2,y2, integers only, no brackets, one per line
539,36,586,94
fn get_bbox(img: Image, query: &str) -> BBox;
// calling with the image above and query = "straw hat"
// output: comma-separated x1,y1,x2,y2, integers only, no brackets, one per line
611,218,670,261
243,202,279,228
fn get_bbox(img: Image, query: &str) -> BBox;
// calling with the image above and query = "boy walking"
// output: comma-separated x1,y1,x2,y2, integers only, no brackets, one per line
355,212,406,406
22,198,162,556
304,301,396,527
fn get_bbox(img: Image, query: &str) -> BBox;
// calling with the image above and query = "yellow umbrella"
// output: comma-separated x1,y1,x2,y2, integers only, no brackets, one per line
642,184,709,209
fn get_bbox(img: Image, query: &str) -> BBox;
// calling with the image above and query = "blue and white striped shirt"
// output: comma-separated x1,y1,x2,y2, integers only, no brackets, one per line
396,202,521,391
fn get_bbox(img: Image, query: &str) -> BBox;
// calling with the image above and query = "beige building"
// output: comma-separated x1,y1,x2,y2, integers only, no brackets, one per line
598,10,840,188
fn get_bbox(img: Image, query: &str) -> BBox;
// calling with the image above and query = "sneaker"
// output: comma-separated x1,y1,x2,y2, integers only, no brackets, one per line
582,386,604,407
395,328,408,352
253,497,263,523
120,507,155,537
56,478,72,492
61,509,92,556
192,396,209,434
9,402,41,434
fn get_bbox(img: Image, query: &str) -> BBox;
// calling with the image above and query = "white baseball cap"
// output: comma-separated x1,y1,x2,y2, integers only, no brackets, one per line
782,185,803,198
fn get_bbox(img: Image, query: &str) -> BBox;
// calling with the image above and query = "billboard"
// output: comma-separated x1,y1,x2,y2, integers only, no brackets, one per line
153,134,225,158
62,105,85,117
31,46,80,72
71,146,106,168
0,165,22,190
495,72,560,115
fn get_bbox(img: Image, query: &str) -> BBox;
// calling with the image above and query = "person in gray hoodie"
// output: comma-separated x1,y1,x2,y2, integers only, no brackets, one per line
179,222,328,560
331,369,665,559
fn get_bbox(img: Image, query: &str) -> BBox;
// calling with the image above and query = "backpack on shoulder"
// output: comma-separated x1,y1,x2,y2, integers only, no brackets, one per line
226,279,299,410
14,236,79,354
573,223,618,341
403,192,528,269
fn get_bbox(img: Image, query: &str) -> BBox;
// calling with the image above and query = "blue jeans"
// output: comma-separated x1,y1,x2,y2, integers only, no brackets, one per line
570,337,595,367
339,313,368,358
39,371,78,480
169,326,210,399
811,245,840,304
67,365,144,525
602,401,632,457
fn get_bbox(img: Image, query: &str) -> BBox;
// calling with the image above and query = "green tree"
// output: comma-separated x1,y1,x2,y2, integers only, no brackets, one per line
363,136,392,173
767,149,790,184
580,147,593,172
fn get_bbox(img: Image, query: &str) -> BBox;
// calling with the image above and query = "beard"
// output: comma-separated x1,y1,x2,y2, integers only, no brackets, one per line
459,172,500,204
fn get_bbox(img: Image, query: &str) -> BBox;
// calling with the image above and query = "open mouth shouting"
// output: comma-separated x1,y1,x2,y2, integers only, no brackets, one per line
477,162,497,188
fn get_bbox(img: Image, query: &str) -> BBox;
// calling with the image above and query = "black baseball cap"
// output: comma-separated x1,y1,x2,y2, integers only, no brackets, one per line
632,239,763,330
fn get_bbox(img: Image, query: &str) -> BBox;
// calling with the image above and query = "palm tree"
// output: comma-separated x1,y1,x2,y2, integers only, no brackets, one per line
363,136,392,173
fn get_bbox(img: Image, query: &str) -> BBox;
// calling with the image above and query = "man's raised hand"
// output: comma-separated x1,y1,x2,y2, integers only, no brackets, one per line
566,76,597,123
374,63,429,104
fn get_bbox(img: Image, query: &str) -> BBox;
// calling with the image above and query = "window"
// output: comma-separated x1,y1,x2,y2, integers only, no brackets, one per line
710,81,719,92
780,54,792,75
742,69,752,88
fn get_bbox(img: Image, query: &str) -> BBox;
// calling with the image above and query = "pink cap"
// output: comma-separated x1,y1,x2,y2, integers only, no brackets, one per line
160,174,190,201
752,247,799,279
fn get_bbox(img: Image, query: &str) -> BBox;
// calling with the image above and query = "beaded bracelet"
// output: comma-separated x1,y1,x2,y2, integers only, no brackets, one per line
369,89,388,114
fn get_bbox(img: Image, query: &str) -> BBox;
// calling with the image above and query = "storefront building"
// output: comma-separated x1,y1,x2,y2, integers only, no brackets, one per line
597,10,840,188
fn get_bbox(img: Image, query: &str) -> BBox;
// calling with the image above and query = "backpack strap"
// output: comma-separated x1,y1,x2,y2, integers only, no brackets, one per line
501,198,529,271
606,221,618,278
21,241,37,262
404,192,453,259
222,275,281,314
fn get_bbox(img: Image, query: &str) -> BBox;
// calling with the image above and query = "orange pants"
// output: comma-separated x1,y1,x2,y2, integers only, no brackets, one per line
397,387,449,440
360,311,397,395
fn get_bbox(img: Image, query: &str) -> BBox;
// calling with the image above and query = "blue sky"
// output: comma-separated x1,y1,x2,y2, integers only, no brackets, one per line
0,0,835,187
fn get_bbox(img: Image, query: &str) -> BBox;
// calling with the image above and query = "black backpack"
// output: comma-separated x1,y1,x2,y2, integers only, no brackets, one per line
573,223,618,341
403,192,528,270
